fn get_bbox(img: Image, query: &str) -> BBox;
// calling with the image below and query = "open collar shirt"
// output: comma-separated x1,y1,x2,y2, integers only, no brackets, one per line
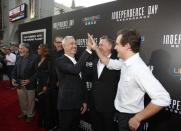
107,53,170,113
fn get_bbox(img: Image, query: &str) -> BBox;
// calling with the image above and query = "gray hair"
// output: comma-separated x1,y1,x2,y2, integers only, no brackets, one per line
62,36,75,45
19,43,30,50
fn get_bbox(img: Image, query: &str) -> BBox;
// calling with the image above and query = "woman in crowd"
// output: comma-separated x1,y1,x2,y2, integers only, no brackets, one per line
36,44,51,128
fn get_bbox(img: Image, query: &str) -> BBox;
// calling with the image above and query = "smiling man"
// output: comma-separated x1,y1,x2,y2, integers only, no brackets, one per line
56,36,92,131
88,29,171,131
89,35,120,131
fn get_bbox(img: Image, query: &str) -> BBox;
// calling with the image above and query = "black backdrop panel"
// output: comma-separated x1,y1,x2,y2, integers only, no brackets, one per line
52,0,181,130
19,17,52,54
20,29,46,54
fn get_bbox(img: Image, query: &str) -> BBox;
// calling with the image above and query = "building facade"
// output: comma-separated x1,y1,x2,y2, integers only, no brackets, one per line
1,0,54,45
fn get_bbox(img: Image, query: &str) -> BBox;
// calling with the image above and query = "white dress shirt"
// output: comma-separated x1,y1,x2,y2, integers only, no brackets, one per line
64,54,81,78
97,60,105,78
64,54,77,64
64,49,92,64
5,53,16,66
97,54,111,78
107,53,171,113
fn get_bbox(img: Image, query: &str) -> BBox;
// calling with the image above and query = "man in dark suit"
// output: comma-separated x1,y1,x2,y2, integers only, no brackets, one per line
11,43,37,122
47,35,64,130
56,36,92,131
90,35,120,131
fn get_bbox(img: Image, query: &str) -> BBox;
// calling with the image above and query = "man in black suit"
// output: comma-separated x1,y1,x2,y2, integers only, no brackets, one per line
47,35,64,130
56,36,92,131
90,35,120,131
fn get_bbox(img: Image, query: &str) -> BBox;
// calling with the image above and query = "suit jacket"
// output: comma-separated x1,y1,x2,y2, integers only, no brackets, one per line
36,57,51,93
11,54,37,90
56,51,91,110
49,49,64,89
91,54,120,112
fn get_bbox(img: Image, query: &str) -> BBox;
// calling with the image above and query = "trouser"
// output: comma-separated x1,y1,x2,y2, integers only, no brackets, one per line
47,88,59,129
58,109,80,131
0,72,2,81
36,92,49,128
7,65,14,87
7,66,14,79
116,111,144,131
90,108,117,131
17,88,35,117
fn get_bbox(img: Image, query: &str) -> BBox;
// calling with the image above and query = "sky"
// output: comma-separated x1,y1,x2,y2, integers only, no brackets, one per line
55,0,116,7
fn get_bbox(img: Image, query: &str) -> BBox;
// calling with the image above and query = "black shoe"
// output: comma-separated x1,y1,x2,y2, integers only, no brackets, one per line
48,126,58,131
17,114,26,120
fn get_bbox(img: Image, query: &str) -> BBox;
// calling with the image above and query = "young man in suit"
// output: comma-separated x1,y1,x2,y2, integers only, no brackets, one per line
56,36,92,131
90,35,120,131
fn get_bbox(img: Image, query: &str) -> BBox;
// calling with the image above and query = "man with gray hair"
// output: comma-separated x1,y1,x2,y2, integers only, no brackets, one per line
56,36,92,131
12,43,37,122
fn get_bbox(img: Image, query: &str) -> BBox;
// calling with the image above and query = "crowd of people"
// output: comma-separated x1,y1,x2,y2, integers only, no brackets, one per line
0,44,18,86
0,29,171,131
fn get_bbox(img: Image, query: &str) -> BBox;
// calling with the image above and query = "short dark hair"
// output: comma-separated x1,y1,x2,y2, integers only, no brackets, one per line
100,35,115,49
53,35,63,42
38,44,49,57
117,29,141,53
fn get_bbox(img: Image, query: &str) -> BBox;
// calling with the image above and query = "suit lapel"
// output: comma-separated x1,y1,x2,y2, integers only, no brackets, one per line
98,54,114,79
95,57,107,80
64,55,74,65
98,64,107,80
93,57,99,80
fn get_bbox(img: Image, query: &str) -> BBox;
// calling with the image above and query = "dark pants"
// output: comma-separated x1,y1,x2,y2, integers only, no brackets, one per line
7,65,14,87
58,109,80,131
47,88,59,129
7,65,14,80
0,72,2,81
116,111,144,131
90,108,117,131
36,93,49,128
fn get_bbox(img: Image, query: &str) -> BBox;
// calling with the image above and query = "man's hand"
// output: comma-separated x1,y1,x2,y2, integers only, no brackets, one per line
80,103,87,115
12,79,18,87
128,115,141,131
43,86,48,92
87,33,92,50
129,103,164,131
87,33,110,65
87,33,98,51
21,80,30,86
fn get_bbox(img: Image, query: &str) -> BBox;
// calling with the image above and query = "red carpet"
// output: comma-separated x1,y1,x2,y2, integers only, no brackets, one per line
0,81,46,131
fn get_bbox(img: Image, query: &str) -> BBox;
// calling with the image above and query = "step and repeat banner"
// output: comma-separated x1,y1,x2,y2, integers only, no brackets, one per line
52,0,181,130
19,0,181,130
